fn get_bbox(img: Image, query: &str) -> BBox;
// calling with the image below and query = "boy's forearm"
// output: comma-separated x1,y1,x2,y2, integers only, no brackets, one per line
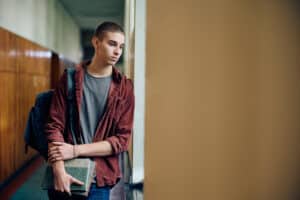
51,160,65,175
75,141,113,157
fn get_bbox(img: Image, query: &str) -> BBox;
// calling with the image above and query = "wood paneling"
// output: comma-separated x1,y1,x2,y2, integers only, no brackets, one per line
0,28,16,72
15,75,50,169
0,27,52,183
0,73,17,182
16,37,51,76
0,27,74,185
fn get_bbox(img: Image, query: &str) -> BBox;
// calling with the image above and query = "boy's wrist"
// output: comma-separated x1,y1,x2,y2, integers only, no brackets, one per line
73,145,80,158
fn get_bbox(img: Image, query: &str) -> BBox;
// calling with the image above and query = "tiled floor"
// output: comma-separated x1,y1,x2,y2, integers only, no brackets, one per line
1,156,143,200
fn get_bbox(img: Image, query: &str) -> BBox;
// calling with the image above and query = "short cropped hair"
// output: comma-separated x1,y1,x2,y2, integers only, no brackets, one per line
94,21,124,40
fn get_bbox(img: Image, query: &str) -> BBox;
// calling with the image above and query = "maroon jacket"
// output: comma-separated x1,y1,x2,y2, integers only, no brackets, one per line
45,61,135,186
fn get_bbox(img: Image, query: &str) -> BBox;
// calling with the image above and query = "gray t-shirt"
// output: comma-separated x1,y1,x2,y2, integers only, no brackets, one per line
79,69,112,144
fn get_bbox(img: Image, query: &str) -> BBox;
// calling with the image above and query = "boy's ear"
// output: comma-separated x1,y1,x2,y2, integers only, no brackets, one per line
91,36,98,48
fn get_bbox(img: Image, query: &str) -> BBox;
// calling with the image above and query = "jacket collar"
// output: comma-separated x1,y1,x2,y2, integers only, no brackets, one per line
76,60,122,84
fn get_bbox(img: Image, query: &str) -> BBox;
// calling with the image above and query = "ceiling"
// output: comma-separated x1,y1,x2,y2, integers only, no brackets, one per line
58,0,125,30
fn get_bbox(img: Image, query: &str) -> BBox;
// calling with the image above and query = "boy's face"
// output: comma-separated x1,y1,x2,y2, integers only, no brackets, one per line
93,31,125,66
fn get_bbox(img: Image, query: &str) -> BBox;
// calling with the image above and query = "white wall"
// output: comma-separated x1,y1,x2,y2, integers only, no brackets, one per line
132,0,146,183
0,0,82,62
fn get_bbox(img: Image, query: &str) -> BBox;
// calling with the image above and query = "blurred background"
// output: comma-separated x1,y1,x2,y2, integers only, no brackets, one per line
1,0,300,200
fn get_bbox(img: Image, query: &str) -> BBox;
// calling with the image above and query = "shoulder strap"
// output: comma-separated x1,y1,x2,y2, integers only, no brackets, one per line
65,68,78,145
66,68,75,101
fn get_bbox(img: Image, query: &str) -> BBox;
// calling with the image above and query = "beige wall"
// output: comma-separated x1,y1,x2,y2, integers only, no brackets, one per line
145,1,300,200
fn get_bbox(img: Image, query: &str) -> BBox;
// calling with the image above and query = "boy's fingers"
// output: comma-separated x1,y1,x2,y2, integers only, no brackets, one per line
71,177,84,185
52,142,63,145
49,156,63,163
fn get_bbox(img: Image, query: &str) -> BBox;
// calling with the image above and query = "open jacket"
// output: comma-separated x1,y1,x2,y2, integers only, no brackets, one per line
45,61,134,186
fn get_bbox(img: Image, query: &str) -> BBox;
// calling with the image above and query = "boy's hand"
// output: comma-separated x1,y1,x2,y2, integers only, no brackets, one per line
48,142,76,162
51,160,84,195
53,169,84,195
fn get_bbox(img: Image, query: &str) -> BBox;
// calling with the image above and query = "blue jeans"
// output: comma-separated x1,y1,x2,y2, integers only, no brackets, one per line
48,184,111,200
87,184,110,200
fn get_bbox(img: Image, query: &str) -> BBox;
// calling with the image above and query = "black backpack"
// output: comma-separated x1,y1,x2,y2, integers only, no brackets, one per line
24,68,77,159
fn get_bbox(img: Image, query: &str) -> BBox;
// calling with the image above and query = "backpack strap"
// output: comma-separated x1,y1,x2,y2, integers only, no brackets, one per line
65,68,80,145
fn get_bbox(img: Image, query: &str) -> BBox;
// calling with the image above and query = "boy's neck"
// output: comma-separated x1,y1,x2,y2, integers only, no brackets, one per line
87,57,113,77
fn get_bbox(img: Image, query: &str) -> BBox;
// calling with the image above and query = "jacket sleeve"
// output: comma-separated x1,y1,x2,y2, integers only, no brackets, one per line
105,80,135,155
44,72,67,143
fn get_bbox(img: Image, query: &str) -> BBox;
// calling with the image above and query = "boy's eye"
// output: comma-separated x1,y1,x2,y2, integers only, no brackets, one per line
108,40,124,49
108,41,117,46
